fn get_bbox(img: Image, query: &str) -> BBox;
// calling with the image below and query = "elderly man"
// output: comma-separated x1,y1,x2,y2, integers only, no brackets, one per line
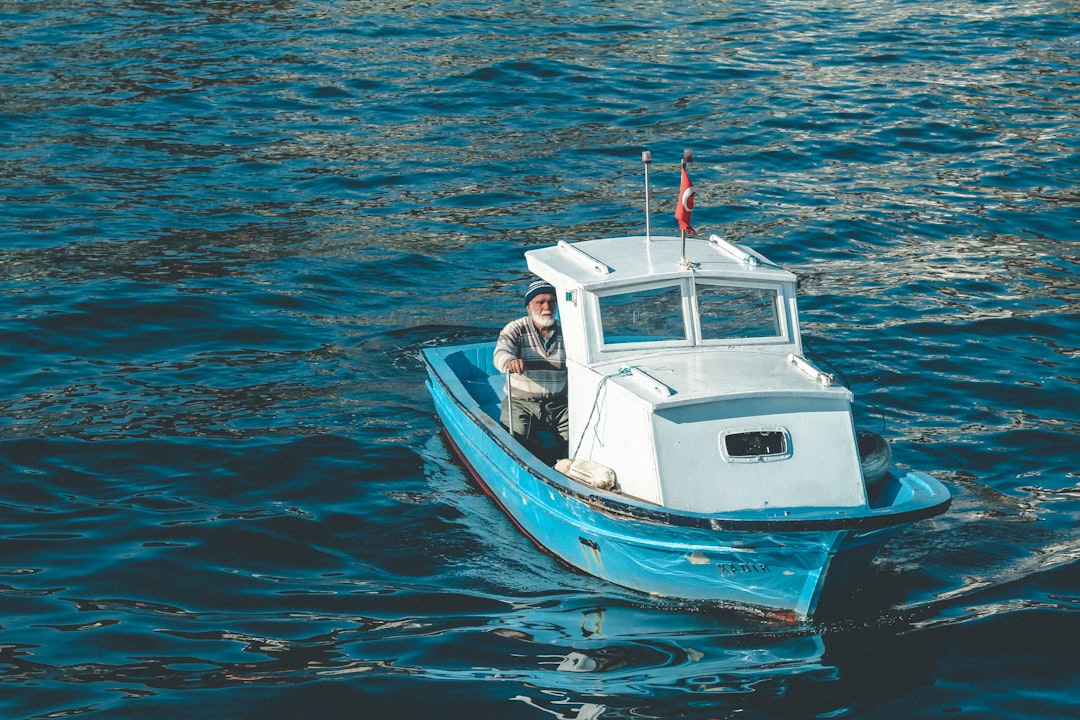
493,279,568,459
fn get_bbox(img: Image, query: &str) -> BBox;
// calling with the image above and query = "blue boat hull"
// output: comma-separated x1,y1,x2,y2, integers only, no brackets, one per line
423,343,950,620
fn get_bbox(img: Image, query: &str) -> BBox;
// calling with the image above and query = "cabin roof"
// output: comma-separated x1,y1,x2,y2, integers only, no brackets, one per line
593,349,853,410
526,235,796,291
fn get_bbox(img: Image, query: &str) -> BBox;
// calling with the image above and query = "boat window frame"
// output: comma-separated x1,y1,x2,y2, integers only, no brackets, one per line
588,277,792,357
592,279,696,353
718,427,793,463
693,278,789,347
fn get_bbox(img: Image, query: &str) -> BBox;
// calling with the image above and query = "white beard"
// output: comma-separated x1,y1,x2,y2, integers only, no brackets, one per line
530,310,556,329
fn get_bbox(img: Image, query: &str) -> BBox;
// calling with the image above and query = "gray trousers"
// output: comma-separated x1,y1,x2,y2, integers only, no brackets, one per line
501,394,569,451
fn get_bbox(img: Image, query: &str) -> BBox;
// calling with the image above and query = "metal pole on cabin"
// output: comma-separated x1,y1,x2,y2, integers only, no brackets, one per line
680,148,693,263
642,150,652,242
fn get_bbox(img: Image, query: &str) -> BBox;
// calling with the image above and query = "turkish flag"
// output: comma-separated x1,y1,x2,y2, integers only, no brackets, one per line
675,165,696,235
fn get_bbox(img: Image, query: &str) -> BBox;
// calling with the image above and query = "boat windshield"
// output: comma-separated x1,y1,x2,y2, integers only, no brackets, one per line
597,281,782,347
697,283,781,340
599,285,686,344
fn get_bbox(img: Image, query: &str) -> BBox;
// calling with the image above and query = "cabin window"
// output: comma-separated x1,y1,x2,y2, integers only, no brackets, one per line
599,285,686,344
720,429,791,462
697,284,781,340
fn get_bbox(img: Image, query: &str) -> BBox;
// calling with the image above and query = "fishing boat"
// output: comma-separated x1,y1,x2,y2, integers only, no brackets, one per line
422,152,951,620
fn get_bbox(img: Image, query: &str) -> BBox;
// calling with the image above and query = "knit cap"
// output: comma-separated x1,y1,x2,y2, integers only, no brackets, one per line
524,280,556,304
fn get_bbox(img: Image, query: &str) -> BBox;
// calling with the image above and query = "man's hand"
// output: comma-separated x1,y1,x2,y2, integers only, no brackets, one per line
506,358,525,374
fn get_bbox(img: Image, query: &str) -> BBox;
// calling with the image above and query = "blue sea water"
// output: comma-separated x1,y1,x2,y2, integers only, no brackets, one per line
1,1,1077,718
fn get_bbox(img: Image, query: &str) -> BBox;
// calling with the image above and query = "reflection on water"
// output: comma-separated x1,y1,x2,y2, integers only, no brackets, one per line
0,589,936,717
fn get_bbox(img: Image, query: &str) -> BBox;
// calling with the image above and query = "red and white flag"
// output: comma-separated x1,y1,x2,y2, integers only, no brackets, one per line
675,165,696,235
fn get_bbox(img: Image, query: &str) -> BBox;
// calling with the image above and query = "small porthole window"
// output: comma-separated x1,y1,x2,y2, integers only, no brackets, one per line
720,429,791,463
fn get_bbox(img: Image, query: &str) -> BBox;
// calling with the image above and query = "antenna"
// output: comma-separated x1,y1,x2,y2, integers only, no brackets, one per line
642,150,652,242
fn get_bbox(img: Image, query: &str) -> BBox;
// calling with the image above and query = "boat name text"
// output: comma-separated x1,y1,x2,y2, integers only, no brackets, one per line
718,563,770,575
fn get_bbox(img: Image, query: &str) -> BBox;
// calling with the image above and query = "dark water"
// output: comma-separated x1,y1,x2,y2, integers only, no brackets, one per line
1,1,1077,718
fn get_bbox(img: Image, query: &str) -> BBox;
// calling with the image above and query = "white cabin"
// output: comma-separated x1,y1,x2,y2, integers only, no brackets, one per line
526,234,868,513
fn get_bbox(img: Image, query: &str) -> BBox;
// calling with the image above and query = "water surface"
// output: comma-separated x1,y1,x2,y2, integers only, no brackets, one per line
1,1,1077,718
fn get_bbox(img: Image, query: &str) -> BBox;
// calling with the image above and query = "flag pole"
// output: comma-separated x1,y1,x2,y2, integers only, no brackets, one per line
680,148,693,264
642,150,652,242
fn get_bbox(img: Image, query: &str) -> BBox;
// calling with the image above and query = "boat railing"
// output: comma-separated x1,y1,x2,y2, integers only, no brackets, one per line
708,234,771,267
557,240,612,274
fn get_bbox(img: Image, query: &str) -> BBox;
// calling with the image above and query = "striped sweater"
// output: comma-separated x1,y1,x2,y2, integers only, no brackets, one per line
493,317,566,400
